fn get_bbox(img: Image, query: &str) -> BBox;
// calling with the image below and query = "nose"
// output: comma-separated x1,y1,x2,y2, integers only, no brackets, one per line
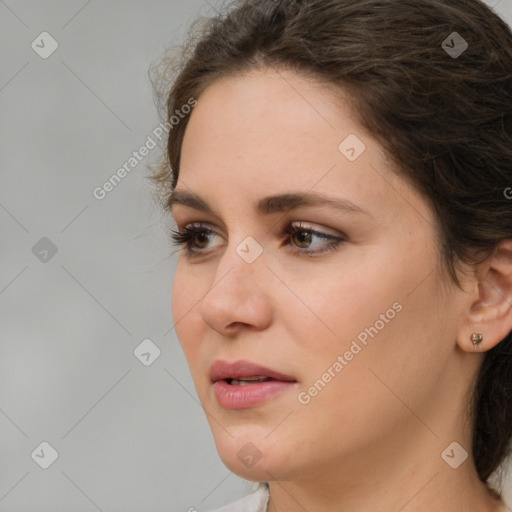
198,238,273,335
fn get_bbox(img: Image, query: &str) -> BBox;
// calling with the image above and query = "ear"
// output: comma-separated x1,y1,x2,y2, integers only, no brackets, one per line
457,239,512,353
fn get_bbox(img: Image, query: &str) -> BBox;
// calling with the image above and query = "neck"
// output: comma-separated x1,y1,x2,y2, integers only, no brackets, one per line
266,462,502,512
265,417,504,512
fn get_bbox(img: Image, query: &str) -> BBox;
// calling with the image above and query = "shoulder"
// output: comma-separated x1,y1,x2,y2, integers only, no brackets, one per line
205,483,269,512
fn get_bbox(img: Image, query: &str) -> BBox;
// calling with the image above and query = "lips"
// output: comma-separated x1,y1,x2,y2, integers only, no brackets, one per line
210,359,298,410
209,359,297,384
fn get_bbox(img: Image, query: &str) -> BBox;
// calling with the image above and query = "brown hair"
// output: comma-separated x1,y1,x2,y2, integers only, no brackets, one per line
149,0,512,496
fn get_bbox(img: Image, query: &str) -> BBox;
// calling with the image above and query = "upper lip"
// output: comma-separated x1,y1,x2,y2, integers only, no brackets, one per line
209,359,297,383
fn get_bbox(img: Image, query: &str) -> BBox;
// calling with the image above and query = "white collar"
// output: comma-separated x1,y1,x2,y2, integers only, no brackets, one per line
207,484,269,512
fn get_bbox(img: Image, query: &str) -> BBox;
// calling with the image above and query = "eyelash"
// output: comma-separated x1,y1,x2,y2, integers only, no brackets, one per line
169,222,345,258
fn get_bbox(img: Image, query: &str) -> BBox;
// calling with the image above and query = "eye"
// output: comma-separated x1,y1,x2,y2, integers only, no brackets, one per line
169,223,222,255
169,222,345,258
283,222,345,255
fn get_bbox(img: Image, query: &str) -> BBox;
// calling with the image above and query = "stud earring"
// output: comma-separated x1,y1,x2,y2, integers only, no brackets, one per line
471,332,483,351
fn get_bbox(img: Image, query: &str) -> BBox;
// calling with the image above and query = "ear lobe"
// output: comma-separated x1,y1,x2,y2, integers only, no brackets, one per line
458,239,512,353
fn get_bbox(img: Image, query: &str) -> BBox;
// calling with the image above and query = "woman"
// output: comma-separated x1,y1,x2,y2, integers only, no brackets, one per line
150,0,512,510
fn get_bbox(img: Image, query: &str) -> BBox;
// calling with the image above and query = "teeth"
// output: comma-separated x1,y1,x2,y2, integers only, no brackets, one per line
236,376,269,381
229,376,271,385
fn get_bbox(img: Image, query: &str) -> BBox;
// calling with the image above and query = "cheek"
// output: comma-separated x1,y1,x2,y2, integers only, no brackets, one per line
286,241,440,377
283,255,401,346
171,264,203,364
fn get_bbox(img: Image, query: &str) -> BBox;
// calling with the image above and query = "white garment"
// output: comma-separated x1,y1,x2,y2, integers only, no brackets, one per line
206,484,269,512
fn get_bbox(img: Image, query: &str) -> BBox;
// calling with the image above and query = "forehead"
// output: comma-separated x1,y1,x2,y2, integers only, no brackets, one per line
184,67,356,151
177,67,432,228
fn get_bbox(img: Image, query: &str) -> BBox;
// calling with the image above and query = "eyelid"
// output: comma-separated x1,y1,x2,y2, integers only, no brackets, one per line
170,220,346,258
289,221,344,238
174,220,343,242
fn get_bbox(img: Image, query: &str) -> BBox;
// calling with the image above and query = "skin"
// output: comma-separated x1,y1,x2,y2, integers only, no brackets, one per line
169,66,512,512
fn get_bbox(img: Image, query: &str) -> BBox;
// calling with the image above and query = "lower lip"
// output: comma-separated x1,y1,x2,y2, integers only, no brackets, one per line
212,379,297,409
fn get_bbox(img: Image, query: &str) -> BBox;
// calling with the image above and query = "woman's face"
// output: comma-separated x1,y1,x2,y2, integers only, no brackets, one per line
170,67,476,484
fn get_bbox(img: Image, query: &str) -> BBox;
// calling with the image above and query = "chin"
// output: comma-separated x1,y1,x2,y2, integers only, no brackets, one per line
220,456,272,482
212,429,297,482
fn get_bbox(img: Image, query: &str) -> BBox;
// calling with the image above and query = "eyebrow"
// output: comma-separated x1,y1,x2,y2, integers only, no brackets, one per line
168,189,371,217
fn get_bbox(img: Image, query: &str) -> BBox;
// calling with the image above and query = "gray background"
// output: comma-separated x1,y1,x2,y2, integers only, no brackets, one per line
1,0,511,511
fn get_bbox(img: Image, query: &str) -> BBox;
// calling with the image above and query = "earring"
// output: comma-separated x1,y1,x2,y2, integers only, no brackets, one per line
471,332,483,351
